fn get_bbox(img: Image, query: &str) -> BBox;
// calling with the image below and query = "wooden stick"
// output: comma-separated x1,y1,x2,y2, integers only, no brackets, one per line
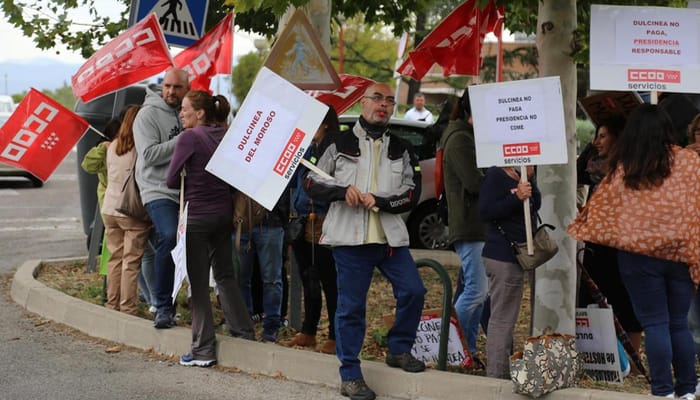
521,165,534,255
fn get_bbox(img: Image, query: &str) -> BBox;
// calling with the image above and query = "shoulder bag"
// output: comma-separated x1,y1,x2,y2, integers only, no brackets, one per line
115,151,150,222
495,221,558,271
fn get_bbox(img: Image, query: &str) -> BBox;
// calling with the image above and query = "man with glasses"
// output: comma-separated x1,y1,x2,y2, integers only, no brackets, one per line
305,83,427,400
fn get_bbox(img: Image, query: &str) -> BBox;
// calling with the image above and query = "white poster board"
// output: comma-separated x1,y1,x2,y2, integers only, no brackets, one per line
575,306,623,383
171,202,188,304
206,67,328,210
410,311,469,367
590,4,700,93
468,77,567,168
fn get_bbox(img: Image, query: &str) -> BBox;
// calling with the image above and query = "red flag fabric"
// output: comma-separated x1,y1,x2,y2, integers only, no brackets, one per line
0,89,90,182
396,0,504,80
72,13,173,103
175,13,234,92
308,74,375,115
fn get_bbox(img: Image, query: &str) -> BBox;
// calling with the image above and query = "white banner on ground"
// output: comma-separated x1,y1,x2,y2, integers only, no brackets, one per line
171,202,188,304
575,306,623,383
468,77,567,168
590,4,700,93
206,67,328,210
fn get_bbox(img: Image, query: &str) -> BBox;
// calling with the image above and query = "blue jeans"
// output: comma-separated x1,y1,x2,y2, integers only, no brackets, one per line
452,241,488,354
617,250,696,396
145,199,179,315
688,289,700,362
333,245,426,381
237,226,284,333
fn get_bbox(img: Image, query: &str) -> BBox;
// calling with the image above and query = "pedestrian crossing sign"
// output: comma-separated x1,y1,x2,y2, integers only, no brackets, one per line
264,9,341,90
132,0,210,48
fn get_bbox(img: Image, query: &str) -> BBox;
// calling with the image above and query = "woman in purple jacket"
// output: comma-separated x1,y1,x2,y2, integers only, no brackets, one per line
167,90,254,367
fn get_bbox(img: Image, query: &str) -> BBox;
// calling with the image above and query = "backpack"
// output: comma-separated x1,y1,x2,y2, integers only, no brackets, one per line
232,191,267,251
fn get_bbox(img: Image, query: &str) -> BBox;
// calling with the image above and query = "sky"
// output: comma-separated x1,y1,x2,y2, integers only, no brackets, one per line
0,1,261,64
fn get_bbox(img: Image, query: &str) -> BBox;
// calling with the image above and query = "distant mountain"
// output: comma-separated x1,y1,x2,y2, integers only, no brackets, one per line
0,58,81,96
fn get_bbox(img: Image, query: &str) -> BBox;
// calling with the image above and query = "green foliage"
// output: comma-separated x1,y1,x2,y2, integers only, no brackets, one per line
576,118,595,154
329,16,397,83
231,52,264,107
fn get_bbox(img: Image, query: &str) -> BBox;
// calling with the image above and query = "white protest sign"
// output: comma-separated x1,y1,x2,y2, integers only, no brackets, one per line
171,202,188,304
410,311,470,367
575,307,623,383
206,67,328,210
469,77,567,168
590,5,700,93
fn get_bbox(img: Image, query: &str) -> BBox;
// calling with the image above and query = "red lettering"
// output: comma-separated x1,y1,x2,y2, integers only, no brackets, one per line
627,68,681,83
502,142,541,157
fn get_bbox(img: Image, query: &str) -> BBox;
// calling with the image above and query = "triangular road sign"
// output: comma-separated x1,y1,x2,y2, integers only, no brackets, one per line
264,9,341,90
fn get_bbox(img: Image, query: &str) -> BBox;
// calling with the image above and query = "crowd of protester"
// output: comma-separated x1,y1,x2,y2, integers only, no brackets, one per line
80,68,700,400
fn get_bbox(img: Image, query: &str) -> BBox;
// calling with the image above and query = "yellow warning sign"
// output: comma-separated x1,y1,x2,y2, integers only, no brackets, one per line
264,9,341,90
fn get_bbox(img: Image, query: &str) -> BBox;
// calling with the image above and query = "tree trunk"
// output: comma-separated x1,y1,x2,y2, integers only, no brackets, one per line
406,12,427,104
531,0,578,336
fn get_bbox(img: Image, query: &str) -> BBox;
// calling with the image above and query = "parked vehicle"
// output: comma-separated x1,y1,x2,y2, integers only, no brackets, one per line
0,96,44,187
338,115,449,250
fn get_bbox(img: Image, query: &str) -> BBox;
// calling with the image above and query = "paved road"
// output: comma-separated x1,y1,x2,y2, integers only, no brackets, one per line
0,152,369,400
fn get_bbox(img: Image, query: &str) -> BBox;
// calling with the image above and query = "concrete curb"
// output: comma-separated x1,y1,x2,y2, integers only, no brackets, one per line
11,258,651,400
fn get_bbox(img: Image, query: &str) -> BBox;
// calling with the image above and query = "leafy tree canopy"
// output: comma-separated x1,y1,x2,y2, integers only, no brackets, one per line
1,0,689,62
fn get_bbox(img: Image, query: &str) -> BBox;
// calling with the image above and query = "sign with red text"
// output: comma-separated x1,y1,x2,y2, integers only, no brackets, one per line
72,13,173,102
576,307,623,383
590,5,700,93
468,77,567,167
206,67,328,210
0,88,90,182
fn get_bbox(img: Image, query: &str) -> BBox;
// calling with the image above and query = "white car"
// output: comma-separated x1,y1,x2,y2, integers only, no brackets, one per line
338,115,449,249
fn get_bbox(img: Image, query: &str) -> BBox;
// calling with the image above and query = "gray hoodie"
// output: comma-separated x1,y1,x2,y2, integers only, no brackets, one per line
133,88,182,205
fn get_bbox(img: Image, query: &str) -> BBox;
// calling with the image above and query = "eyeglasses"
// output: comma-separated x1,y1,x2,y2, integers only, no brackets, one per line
364,94,396,106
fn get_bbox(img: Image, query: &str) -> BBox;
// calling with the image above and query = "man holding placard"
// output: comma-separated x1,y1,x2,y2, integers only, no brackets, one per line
305,82,427,400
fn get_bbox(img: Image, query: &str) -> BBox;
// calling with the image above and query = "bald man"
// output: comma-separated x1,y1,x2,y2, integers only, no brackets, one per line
305,83,427,400
133,68,190,329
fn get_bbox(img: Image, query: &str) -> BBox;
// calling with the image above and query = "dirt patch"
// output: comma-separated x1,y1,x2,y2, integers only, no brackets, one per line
34,259,651,395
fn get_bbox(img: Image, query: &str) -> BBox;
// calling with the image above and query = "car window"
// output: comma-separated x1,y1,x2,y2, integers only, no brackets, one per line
338,118,435,161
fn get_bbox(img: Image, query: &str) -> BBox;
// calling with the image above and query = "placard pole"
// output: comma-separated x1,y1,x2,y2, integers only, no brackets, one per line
521,165,534,255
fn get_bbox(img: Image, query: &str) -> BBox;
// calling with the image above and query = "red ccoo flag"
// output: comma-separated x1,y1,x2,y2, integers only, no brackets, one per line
175,13,234,92
72,13,173,103
0,88,90,182
397,0,503,80
308,74,375,115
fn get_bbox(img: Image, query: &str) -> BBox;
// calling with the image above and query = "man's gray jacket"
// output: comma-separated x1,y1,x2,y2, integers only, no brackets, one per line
305,121,421,247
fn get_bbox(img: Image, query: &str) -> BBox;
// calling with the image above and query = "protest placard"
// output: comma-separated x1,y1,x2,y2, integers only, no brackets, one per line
206,67,328,210
575,307,623,383
468,77,567,168
384,308,471,367
590,4,700,93
171,202,188,304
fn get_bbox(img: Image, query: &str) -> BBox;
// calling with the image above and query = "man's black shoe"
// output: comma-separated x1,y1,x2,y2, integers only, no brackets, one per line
385,352,426,372
340,378,376,400
153,311,175,329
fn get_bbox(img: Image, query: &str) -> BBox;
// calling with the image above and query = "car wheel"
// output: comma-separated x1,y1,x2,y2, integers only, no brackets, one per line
408,200,450,250
29,176,43,188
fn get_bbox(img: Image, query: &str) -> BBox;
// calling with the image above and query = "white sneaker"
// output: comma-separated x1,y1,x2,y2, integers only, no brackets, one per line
678,393,696,400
